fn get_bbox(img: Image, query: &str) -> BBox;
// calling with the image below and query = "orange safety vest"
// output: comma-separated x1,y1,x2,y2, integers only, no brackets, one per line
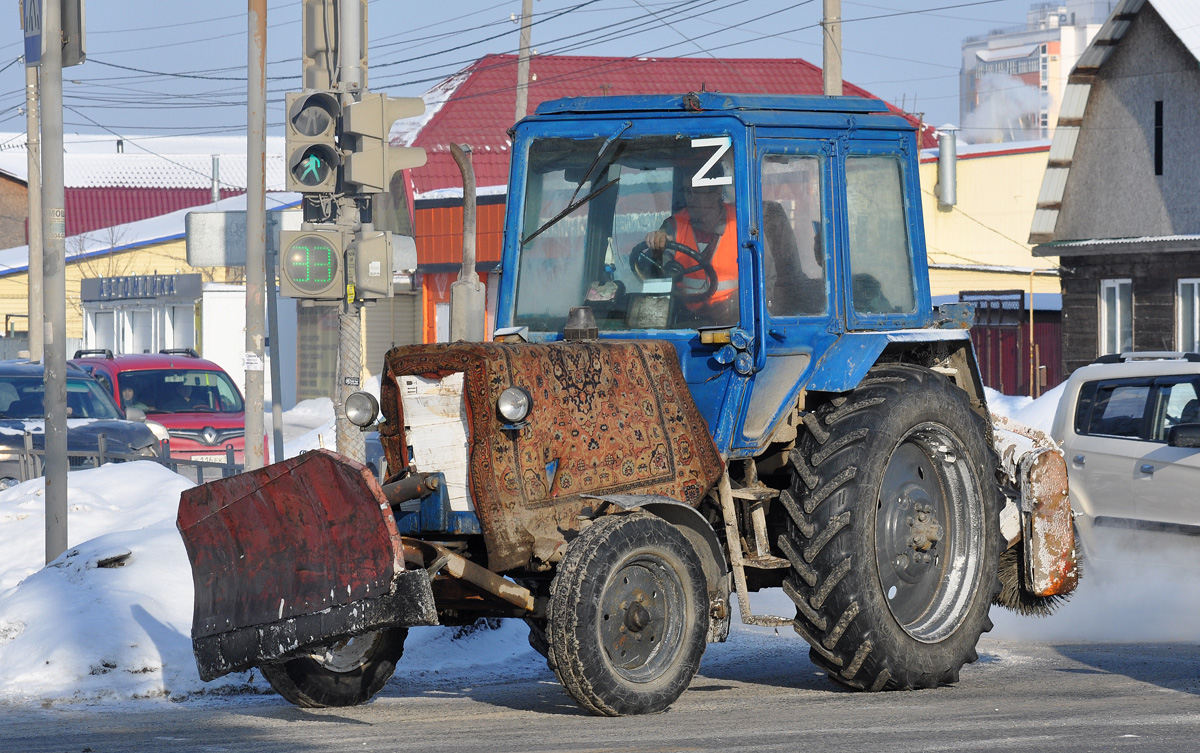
672,204,738,305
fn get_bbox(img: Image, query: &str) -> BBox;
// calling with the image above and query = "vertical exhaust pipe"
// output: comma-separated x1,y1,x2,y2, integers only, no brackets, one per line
936,125,958,208
450,143,485,342
211,155,220,204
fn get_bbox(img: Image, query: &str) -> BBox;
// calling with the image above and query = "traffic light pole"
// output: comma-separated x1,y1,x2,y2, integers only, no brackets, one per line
334,1,365,463
284,2,425,465
244,0,268,471
334,197,365,463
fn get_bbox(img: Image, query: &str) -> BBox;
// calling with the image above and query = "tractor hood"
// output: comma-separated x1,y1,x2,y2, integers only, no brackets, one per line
378,339,724,573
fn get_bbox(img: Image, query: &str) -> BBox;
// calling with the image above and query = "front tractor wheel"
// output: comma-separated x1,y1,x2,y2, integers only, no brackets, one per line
781,364,1001,691
260,627,407,708
547,512,709,716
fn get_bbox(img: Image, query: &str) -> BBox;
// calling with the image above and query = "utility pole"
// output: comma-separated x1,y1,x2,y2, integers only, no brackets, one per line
41,0,68,563
25,64,42,363
245,0,267,471
822,0,843,97
514,0,533,123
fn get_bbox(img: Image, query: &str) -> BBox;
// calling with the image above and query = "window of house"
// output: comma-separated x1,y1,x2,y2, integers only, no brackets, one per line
1180,279,1200,352
1100,279,1132,355
1154,100,1164,176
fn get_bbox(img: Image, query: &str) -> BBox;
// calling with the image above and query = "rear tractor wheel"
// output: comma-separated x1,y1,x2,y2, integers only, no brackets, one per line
780,364,1001,691
260,627,407,708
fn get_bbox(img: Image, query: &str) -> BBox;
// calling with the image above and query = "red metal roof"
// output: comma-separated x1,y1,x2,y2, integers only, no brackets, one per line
63,187,242,240
408,54,935,195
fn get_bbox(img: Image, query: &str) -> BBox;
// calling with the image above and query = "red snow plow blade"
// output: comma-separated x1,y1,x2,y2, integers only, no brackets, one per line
177,449,437,681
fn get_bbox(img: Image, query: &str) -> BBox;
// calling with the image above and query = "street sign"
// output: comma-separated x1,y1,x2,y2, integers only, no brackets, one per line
23,0,43,68
184,209,301,267
22,1,86,68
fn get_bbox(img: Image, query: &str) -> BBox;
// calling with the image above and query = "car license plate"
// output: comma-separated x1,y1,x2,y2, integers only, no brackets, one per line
191,454,227,463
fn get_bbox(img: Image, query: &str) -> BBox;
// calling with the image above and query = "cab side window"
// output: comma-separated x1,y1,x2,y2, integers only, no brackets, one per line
845,156,916,315
761,154,825,316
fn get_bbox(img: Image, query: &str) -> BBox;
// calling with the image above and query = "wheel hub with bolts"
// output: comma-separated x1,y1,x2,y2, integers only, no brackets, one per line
600,563,673,674
874,425,985,643
908,501,944,554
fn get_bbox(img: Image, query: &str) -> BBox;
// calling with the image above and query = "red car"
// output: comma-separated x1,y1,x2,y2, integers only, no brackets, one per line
71,349,251,464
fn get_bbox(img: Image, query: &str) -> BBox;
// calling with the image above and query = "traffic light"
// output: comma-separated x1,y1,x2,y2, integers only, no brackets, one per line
279,229,346,299
350,230,393,300
341,93,427,192
285,91,342,193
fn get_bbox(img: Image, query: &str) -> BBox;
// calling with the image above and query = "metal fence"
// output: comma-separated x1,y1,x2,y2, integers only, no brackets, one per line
10,434,242,486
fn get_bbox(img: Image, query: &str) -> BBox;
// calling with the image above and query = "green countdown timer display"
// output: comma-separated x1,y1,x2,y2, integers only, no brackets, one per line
282,234,341,297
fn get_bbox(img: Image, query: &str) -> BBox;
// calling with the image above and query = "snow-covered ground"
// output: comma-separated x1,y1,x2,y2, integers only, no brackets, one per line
0,384,1195,708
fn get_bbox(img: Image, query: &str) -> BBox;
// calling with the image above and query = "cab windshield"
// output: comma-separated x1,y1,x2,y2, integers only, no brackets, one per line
514,133,738,333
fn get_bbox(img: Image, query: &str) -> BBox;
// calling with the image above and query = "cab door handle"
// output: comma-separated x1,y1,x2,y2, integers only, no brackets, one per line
1072,454,1085,467
1139,463,1155,475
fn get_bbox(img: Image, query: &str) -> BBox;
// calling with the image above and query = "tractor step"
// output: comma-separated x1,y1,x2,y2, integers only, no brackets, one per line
743,554,792,569
741,614,794,628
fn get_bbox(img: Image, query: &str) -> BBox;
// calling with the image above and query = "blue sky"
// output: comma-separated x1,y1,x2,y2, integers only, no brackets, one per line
1,0,1050,142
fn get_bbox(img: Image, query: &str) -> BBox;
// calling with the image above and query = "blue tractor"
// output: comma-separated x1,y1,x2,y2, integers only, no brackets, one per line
179,93,1078,715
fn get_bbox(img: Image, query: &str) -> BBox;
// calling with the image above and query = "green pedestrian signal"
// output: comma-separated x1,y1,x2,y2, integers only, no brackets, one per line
285,91,342,193
294,150,332,188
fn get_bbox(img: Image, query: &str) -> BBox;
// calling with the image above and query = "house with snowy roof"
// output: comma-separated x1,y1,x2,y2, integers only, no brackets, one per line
0,135,287,251
1030,0,1200,373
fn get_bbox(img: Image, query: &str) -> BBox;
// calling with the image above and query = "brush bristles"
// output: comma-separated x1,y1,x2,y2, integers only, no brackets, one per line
992,545,1082,617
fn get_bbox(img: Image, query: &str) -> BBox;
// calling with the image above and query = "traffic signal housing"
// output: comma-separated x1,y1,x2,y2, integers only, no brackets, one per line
342,93,427,193
285,91,342,193
350,230,392,300
279,229,346,299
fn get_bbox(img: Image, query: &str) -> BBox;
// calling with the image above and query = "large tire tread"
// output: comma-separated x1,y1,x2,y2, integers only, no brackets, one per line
781,364,1002,692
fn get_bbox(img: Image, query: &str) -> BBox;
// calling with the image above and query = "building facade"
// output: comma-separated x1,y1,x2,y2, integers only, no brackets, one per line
1030,0,1200,374
960,1,1108,142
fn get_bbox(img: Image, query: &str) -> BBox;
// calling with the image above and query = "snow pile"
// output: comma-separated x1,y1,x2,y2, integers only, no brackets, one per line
984,383,1066,432
0,462,268,704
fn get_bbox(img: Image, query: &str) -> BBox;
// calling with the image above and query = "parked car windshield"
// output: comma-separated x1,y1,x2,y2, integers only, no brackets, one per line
117,369,244,415
514,132,737,332
0,376,123,420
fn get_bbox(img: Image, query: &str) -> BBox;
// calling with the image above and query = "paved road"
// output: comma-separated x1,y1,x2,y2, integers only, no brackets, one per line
6,636,1199,753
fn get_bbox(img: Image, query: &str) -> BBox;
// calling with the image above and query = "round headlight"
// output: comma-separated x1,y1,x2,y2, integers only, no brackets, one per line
497,386,531,423
345,391,380,428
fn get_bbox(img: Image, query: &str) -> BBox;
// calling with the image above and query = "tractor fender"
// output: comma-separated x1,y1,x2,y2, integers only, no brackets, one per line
584,493,731,643
805,329,972,394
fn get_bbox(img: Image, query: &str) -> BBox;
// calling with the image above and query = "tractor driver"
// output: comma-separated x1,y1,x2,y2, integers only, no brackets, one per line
643,179,738,326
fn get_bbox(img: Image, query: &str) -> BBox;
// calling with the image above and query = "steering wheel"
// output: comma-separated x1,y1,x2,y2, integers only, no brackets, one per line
629,240,718,302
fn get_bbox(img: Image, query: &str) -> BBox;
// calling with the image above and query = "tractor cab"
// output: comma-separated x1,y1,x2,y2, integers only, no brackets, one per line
500,92,933,452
